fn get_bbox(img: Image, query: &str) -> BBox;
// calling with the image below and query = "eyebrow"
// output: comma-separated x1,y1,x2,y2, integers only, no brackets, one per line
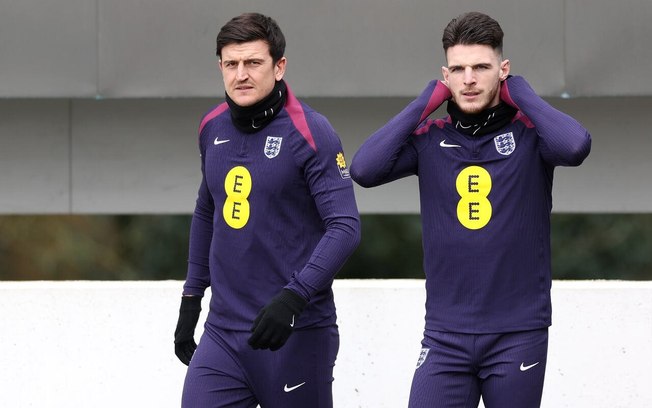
223,56,266,64
448,62,493,70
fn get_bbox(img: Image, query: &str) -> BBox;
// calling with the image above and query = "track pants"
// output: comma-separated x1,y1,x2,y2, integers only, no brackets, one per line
408,328,548,408
182,324,339,408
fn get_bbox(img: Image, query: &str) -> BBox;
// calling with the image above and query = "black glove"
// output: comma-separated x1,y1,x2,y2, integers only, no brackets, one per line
248,289,307,351
174,296,202,365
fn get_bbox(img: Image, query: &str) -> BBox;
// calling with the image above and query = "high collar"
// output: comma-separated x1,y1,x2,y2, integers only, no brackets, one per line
225,80,287,133
446,100,518,137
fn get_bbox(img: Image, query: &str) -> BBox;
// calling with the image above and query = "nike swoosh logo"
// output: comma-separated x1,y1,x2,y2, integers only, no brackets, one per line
440,140,461,148
214,137,230,145
290,315,295,328
520,362,540,371
284,382,306,392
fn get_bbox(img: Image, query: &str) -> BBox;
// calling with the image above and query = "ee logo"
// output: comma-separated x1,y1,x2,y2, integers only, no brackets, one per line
455,166,492,230
223,166,252,229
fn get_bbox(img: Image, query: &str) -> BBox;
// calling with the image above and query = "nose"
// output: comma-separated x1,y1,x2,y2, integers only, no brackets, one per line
463,66,475,85
235,63,249,81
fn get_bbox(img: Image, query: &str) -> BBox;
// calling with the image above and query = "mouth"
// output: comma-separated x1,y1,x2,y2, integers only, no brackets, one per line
461,90,481,99
234,84,254,92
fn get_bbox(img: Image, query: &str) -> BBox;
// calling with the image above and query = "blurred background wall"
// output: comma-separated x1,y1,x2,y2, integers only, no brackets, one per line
1,0,651,280
1,0,651,214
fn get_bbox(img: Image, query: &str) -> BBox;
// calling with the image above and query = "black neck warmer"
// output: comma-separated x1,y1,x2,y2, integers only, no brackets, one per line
225,80,287,133
447,100,518,137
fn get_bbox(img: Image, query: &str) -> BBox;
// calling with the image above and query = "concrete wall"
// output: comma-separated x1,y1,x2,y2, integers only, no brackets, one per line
2,0,651,98
1,96,650,214
1,280,650,407
1,0,652,214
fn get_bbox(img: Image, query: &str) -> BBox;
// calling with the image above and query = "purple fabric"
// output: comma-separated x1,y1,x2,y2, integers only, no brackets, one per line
183,85,360,332
408,329,548,407
351,76,591,333
183,325,339,408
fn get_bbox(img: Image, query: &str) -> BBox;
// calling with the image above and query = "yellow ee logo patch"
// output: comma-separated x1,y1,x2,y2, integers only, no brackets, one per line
455,166,492,230
223,166,252,229
336,152,351,179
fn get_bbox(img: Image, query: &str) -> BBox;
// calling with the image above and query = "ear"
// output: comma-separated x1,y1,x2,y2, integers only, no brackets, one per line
441,66,450,84
218,59,224,73
499,59,510,81
275,57,287,81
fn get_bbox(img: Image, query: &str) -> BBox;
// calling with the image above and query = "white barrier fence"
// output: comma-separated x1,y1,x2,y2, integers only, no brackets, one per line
1,280,650,407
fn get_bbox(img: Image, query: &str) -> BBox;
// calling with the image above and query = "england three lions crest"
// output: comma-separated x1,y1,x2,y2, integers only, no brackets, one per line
264,136,283,159
494,132,516,156
415,348,430,369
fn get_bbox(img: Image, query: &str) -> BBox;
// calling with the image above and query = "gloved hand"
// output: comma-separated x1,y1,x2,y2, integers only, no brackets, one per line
248,289,307,351
174,296,202,365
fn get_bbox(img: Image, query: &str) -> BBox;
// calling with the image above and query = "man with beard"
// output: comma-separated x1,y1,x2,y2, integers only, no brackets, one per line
350,11,591,408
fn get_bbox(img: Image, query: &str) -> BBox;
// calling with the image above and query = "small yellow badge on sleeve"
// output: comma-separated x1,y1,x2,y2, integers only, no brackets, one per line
336,152,351,179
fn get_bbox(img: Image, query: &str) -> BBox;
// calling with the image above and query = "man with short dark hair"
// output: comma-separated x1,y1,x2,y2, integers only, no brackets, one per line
350,11,591,408
174,12,360,408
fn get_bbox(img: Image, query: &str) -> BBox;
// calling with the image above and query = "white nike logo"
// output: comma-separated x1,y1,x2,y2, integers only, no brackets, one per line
290,315,295,328
214,137,230,145
284,382,306,392
520,362,540,372
440,140,461,148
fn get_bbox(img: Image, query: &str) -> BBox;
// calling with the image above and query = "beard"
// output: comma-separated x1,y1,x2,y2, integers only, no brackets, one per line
453,83,501,114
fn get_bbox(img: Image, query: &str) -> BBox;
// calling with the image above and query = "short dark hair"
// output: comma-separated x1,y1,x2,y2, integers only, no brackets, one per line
442,12,504,54
216,13,286,63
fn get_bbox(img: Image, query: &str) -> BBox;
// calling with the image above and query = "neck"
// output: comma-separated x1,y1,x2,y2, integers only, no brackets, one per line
447,101,518,137
225,80,287,133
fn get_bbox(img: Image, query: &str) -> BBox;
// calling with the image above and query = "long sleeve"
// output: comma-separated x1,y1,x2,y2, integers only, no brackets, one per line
182,137,213,297
284,115,361,300
188,93,358,330
500,75,591,167
350,80,452,187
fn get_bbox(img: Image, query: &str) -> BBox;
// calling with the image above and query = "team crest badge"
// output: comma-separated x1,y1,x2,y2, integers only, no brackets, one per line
336,152,351,179
416,348,430,369
494,132,516,156
264,136,283,159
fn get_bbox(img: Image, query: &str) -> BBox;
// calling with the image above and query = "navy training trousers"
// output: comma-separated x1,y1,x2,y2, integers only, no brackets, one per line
408,328,548,408
182,323,339,408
